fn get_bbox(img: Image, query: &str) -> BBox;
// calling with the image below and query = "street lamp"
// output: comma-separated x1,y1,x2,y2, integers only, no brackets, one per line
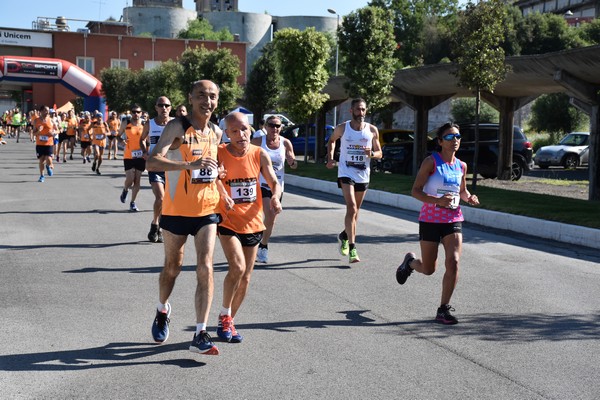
327,8,340,127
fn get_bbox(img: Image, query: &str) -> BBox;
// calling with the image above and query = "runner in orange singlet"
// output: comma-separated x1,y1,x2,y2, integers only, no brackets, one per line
215,111,282,344
107,111,121,160
78,113,92,164
64,109,79,161
146,80,222,356
119,105,145,212
91,112,109,175
34,106,55,182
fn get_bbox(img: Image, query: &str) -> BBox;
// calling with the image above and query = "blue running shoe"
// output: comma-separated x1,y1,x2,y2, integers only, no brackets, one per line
189,331,219,355
120,190,127,203
46,165,53,176
151,303,171,343
38,175,45,183
216,314,233,342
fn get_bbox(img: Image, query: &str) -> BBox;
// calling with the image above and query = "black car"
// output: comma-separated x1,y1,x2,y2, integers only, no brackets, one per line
378,129,436,175
456,123,534,181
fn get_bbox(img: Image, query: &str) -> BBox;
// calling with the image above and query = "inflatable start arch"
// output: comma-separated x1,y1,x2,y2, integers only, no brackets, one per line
0,55,104,113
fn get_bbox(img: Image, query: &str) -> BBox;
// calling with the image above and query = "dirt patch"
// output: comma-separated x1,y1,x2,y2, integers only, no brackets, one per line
474,176,589,200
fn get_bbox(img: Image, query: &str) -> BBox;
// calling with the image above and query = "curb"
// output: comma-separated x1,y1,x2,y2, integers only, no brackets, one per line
286,175,600,250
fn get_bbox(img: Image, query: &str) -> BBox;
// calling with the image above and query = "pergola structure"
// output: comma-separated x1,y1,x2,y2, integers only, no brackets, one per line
321,44,600,201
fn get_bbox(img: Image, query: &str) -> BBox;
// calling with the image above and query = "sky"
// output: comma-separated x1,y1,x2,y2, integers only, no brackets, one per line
0,0,371,32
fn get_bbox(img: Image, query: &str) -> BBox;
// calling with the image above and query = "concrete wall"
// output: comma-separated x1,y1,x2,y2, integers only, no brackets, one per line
124,6,196,38
201,11,272,70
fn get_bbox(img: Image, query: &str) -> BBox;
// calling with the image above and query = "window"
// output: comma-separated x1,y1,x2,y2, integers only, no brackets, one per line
144,60,162,70
111,59,128,69
76,57,94,74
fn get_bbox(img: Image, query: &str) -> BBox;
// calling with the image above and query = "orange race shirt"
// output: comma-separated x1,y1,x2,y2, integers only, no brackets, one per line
108,118,120,134
79,121,92,142
123,123,144,159
66,117,78,136
162,121,220,217
35,116,54,146
217,144,265,234
91,123,107,147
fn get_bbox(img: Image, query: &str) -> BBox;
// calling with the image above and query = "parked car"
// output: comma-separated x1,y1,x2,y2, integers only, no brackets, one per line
377,129,437,175
534,132,590,169
456,123,534,181
281,124,334,156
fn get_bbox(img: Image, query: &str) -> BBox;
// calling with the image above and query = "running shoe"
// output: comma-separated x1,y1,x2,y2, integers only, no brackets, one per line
396,252,415,285
120,190,127,203
230,319,243,343
96,169,101,175
151,303,171,343
129,202,139,212
216,314,233,342
147,224,159,243
157,229,164,243
189,331,219,355
69,155,73,160
337,232,349,256
86,156,91,163
63,158,67,163
436,304,458,325
91,161,96,172
38,175,45,183
46,165,53,176
349,248,360,263
83,158,86,164
256,247,268,263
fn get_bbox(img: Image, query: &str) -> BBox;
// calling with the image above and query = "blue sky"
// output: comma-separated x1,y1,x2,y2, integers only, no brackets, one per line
0,0,371,32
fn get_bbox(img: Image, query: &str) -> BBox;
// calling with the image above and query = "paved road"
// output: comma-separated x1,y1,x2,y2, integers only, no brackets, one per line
1,141,599,399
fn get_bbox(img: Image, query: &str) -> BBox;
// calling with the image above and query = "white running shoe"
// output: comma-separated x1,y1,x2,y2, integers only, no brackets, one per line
256,247,268,263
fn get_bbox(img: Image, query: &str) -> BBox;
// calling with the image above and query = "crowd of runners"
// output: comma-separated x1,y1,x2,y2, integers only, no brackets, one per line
3,79,481,357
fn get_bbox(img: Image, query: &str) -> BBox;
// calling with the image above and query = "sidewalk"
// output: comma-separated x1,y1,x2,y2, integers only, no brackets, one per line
286,175,600,250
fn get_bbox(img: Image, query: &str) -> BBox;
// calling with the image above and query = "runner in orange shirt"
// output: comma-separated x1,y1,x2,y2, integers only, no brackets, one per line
34,106,55,182
78,113,92,163
91,112,109,175
106,111,121,160
119,105,145,211
146,80,222,356
63,109,79,161
215,111,282,344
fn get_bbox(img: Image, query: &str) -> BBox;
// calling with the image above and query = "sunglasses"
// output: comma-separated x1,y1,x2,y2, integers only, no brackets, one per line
131,110,142,114
442,133,461,141
156,104,171,108
267,123,282,129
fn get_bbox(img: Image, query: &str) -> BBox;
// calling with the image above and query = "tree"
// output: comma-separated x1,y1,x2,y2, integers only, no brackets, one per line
241,43,282,129
452,0,510,186
137,61,185,115
517,12,585,55
451,98,499,124
368,0,458,67
178,46,243,116
338,6,397,112
100,67,136,112
579,18,600,45
272,27,331,124
177,18,234,41
529,93,589,140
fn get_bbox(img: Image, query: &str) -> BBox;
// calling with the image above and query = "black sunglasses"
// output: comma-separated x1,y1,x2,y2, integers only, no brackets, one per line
131,110,142,114
156,104,171,108
267,123,282,128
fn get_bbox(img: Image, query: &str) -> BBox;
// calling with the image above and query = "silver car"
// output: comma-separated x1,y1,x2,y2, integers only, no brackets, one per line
534,132,590,169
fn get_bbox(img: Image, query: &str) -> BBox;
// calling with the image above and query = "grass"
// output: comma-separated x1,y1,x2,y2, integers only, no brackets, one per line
289,161,600,230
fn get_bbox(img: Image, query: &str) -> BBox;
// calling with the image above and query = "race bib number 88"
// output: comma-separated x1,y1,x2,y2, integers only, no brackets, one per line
191,168,216,184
